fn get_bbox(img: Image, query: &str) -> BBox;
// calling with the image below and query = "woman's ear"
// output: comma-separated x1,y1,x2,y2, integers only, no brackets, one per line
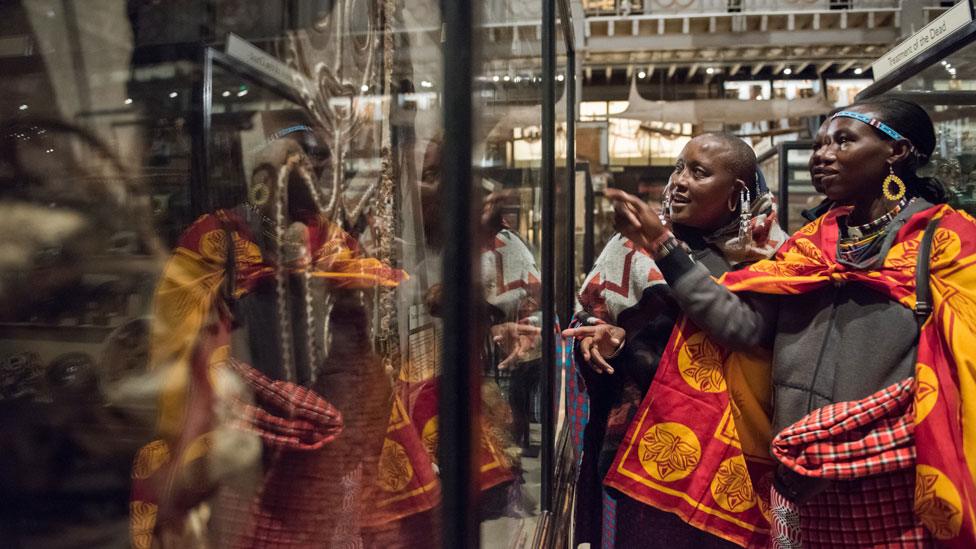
887,139,913,167
728,178,747,211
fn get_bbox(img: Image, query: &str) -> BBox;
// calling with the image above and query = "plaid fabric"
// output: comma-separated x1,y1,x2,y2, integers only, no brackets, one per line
772,377,916,480
799,467,932,548
225,359,343,451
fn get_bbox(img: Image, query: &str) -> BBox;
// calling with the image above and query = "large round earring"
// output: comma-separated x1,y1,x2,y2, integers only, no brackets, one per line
249,181,271,206
881,165,906,201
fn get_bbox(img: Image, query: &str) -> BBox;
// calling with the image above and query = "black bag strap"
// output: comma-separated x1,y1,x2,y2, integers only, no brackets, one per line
914,217,942,328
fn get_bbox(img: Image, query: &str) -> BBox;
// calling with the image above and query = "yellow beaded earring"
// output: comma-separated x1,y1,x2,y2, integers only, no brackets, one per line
882,165,906,201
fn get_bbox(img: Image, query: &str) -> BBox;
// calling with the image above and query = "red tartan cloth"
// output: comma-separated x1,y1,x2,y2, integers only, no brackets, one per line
772,378,916,480
770,378,932,547
798,468,932,548
226,359,343,451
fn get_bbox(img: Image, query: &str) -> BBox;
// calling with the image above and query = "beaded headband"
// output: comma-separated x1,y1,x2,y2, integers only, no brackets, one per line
269,124,313,141
831,111,908,142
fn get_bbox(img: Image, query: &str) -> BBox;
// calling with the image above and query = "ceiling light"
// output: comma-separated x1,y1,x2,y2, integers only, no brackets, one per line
18,104,28,111
503,75,511,82
237,89,248,97
556,74,565,82
421,80,433,88
783,68,793,75
222,90,231,97
361,84,369,92
854,67,863,75
124,98,133,105
169,91,178,98
706,67,715,75
638,71,647,79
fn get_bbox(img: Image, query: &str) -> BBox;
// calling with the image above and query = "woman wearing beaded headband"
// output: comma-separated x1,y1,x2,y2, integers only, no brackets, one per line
563,133,788,548
603,99,976,548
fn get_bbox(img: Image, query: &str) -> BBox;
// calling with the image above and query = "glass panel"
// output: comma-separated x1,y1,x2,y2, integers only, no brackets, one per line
785,147,823,233
889,42,976,214
0,1,463,547
477,2,546,544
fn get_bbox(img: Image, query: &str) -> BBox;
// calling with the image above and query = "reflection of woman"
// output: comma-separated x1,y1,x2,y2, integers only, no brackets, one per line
410,139,537,515
133,134,412,547
606,99,976,547
565,133,787,548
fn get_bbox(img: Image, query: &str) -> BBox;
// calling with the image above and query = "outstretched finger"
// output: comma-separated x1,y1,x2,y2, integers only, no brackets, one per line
580,338,592,362
590,347,615,375
498,347,519,370
562,326,600,338
513,324,542,336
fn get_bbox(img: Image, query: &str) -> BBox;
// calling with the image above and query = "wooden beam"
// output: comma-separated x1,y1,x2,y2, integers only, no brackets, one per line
688,63,700,78
730,63,742,76
750,62,764,76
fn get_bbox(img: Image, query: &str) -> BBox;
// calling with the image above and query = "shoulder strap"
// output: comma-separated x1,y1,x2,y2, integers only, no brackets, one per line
914,216,942,327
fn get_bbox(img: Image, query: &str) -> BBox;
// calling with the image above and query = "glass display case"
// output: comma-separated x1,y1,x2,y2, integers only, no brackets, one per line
0,1,578,548
858,4,976,215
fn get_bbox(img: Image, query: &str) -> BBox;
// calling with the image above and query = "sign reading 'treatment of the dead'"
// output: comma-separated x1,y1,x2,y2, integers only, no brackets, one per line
871,0,973,80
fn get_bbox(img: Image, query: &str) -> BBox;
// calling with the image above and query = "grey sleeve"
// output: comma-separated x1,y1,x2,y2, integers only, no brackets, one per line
656,247,776,352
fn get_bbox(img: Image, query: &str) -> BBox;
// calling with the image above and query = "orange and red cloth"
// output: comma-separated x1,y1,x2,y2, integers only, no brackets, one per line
605,203,976,547
131,209,442,546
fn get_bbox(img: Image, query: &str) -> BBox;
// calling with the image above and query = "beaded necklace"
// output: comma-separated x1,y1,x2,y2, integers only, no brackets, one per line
838,197,912,264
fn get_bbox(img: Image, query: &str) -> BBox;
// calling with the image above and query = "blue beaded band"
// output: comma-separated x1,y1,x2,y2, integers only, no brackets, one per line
270,125,313,140
831,111,907,142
